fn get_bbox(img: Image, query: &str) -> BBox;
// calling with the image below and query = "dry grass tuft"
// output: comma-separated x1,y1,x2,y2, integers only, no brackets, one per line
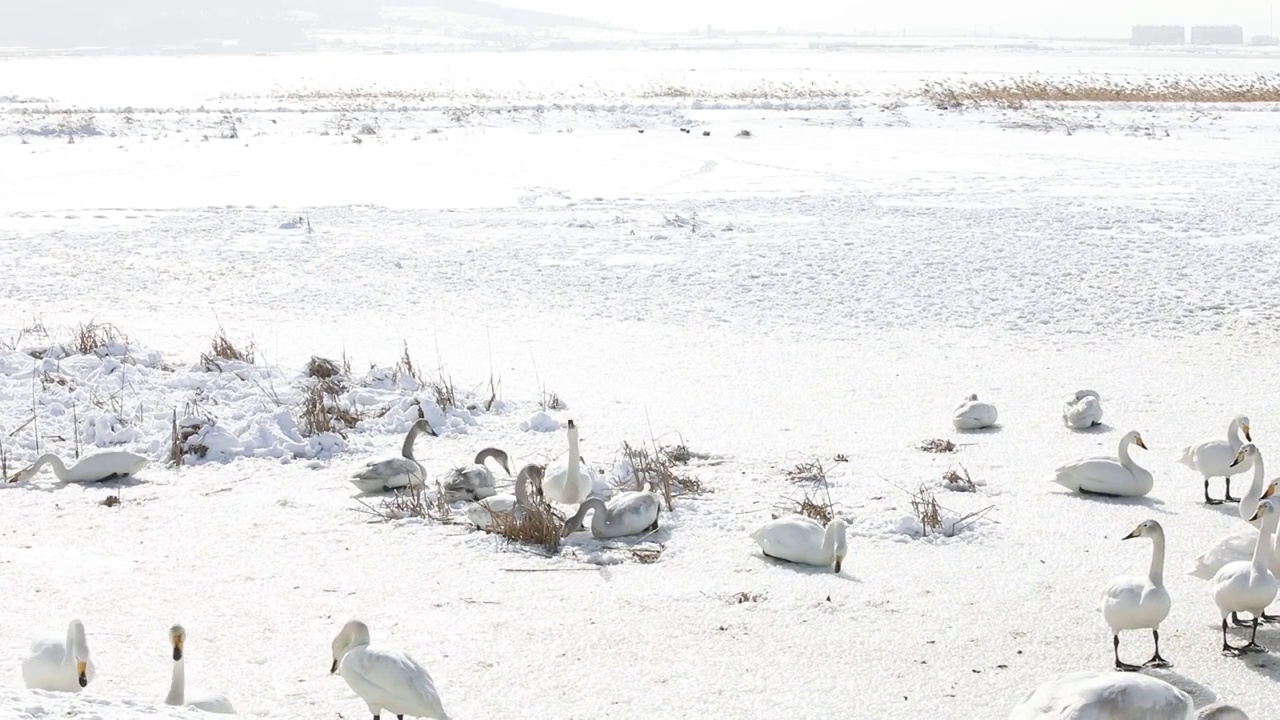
833,453,849,463
777,471,835,525
736,128,752,138
920,438,957,454
732,591,765,604
538,387,565,411
356,485,449,522
394,342,422,384
428,367,459,411
168,409,183,467
201,328,255,369
305,355,342,380
785,459,829,485
941,465,977,492
71,321,126,356
622,440,705,511
630,545,665,564
910,484,944,535
101,495,120,508
1,440,10,482
486,500,564,554
920,74,1280,110
300,379,364,437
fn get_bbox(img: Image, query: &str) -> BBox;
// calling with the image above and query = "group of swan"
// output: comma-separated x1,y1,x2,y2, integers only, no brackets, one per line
22,620,233,713
332,619,452,719
951,389,1105,432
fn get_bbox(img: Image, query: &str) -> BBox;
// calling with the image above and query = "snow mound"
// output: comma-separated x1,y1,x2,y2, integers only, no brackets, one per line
520,410,561,433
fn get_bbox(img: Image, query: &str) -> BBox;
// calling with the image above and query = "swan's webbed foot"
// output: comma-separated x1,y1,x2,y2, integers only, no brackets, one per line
1114,659,1142,672
1260,612,1280,624
1239,642,1267,654
1142,655,1170,668
1222,643,1244,657
646,519,659,533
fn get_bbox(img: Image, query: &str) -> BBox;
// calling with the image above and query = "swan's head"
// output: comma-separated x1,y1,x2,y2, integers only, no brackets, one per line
1073,389,1100,401
1122,519,1162,541
76,659,87,687
331,619,371,674
412,418,438,437
1236,415,1252,442
1231,443,1259,468
1249,499,1278,524
1124,430,1147,450
169,625,185,661
477,447,512,475
829,518,849,573
964,393,978,402
1264,479,1279,500
68,620,89,686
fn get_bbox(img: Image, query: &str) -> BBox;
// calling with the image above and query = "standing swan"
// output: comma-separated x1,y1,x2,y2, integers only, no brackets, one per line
1062,389,1103,430
750,515,848,573
540,419,593,505
1052,430,1152,497
1181,415,1252,505
441,448,510,503
21,619,94,692
1009,671,1248,719
465,464,543,529
350,419,437,493
164,625,235,714
13,450,149,484
952,394,998,430
1100,519,1171,670
562,491,661,539
1187,477,1280,623
331,619,452,720
1212,499,1280,655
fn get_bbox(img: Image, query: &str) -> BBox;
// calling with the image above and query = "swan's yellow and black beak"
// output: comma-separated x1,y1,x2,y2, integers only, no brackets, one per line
1245,424,1253,442
330,657,338,674
1264,483,1279,500
1250,505,1265,522
1122,526,1142,540
833,557,843,574
170,628,184,661
1134,436,1148,450
1231,449,1247,468
76,660,87,687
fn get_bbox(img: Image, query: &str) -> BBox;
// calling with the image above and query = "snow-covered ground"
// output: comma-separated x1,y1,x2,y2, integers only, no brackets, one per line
4,41,1280,718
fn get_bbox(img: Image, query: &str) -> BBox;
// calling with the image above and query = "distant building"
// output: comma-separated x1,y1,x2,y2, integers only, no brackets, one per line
1251,34,1279,46
1130,25,1185,45
1191,25,1245,44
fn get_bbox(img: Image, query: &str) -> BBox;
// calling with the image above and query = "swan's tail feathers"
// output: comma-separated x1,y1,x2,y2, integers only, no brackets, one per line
1187,562,1217,581
1178,446,1196,468
1050,467,1078,490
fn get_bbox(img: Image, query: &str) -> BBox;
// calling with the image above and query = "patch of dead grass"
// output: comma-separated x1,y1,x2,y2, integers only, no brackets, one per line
920,74,1280,110
920,438,957,454
621,440,705,511
486,500,564,555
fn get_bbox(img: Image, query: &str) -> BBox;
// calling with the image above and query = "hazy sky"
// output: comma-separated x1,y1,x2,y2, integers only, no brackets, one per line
508,0,1279,37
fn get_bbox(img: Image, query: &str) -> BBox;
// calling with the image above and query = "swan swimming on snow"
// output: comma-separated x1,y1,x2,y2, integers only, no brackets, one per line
350,419,436,493
331,619,452,720
562,491,661,539
952,393,997,430
465,463,543,529
164,625,235,714
13,450,149,484
1180,415,1253,505
1053,430,1152,497
441,447,510,503
1062,389,1104,430
21,619,94,692
750,515,848,573
1008,671,1248,720
1100,519,1171,670
540,419,593,505
1212,498,1280,654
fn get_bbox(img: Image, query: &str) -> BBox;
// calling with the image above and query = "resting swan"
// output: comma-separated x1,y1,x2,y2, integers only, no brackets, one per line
1100,519,1171,670
1212,498,1280,654
13,450,149,484
1009,671,1247,719
1180,415,1252,505
465,464,542,529
351,419,436,493
540,419,593,505
22,619,94,692
750,515,848,573
331,619,452,720
562,491,661,539
1062,389,1103,430
1052,430,1152,497
952,393,997,430
441,447,510,503
165,625,235,714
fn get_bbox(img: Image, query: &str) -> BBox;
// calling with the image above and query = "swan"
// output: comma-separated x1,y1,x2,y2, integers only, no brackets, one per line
952,393,997,430
331,619,452,720
1211,498,1280,655
1187,482,1280,624
1009,671,1247,719
1180,415,1252,505
441,447,510,503
351,419,436,493
1062,389,1103,430
540,419,592,505
750,515,848,573
1100,519,1171,670
13,450,149,484
465,463,542,529
1052,430,1152,497
562,491,661,539
164,625,235,714
21,619,94,692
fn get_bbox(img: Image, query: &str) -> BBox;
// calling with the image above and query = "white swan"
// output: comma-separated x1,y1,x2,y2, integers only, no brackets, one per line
441,447,510,503
350,419,436,493
952,393,997,430
1212,498,1280,654
1187,481,1280,611
562,491,661,539
465,464,542,529
540,419,593,505
1100,519,1171,670
331,619,452,720
21,619,94,692
1062,389,1103,430
164,625,235,714
13,450,149,484
1226,444,1271,525
1052,430,1152,497
1180,415,1252,505
1009,671,1246,720
750,515,848,573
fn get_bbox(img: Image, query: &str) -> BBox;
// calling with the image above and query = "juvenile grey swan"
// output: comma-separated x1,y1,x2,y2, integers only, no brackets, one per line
350,419,436,493
441,447,511,503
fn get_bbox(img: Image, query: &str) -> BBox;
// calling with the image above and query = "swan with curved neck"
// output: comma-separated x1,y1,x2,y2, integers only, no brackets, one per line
164,625,234,713
350,419,437,493
1181,415,1253,505
1229,444,1269,524
465,463,543,529
331,619,452,720
540,420,593,505
1188,478,1280,623
750,515,848,573
1101,519,1170,671
1062,389,1103,430
13,450,149,484
442,447,511,503
1212,498,1280,655
1052,430,1152,497
21,619,94,692
562,491,661,539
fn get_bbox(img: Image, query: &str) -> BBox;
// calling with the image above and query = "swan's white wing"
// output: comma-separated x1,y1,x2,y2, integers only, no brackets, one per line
189,693,236,714
1009,672,1194,720
352,457,424,490
346,647,448,719
1189,530,1258,580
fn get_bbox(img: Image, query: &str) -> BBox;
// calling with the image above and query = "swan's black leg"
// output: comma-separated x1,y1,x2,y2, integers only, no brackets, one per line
1224,477,1241,503
1205,478,1223,505
1113,634,1140,671
1240,618,1266,653
646,519,659,532
1232,611,1253,628
1143,629,1170,668
398,716,405,720
1222,618,1243,656
1260,610,1280,624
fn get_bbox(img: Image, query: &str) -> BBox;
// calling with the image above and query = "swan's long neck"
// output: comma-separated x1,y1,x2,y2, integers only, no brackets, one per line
514,467,533,507
1229,418,1245,451
166,658,185,705
1254,513,1279,572
1242,456,1267,518
401,424,423,460
565,498,607,534
33,454,70,480
567,428,581,479
64,624,82,667
1117,437,1135,466
821,523,840,562
1147,531,1166,587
